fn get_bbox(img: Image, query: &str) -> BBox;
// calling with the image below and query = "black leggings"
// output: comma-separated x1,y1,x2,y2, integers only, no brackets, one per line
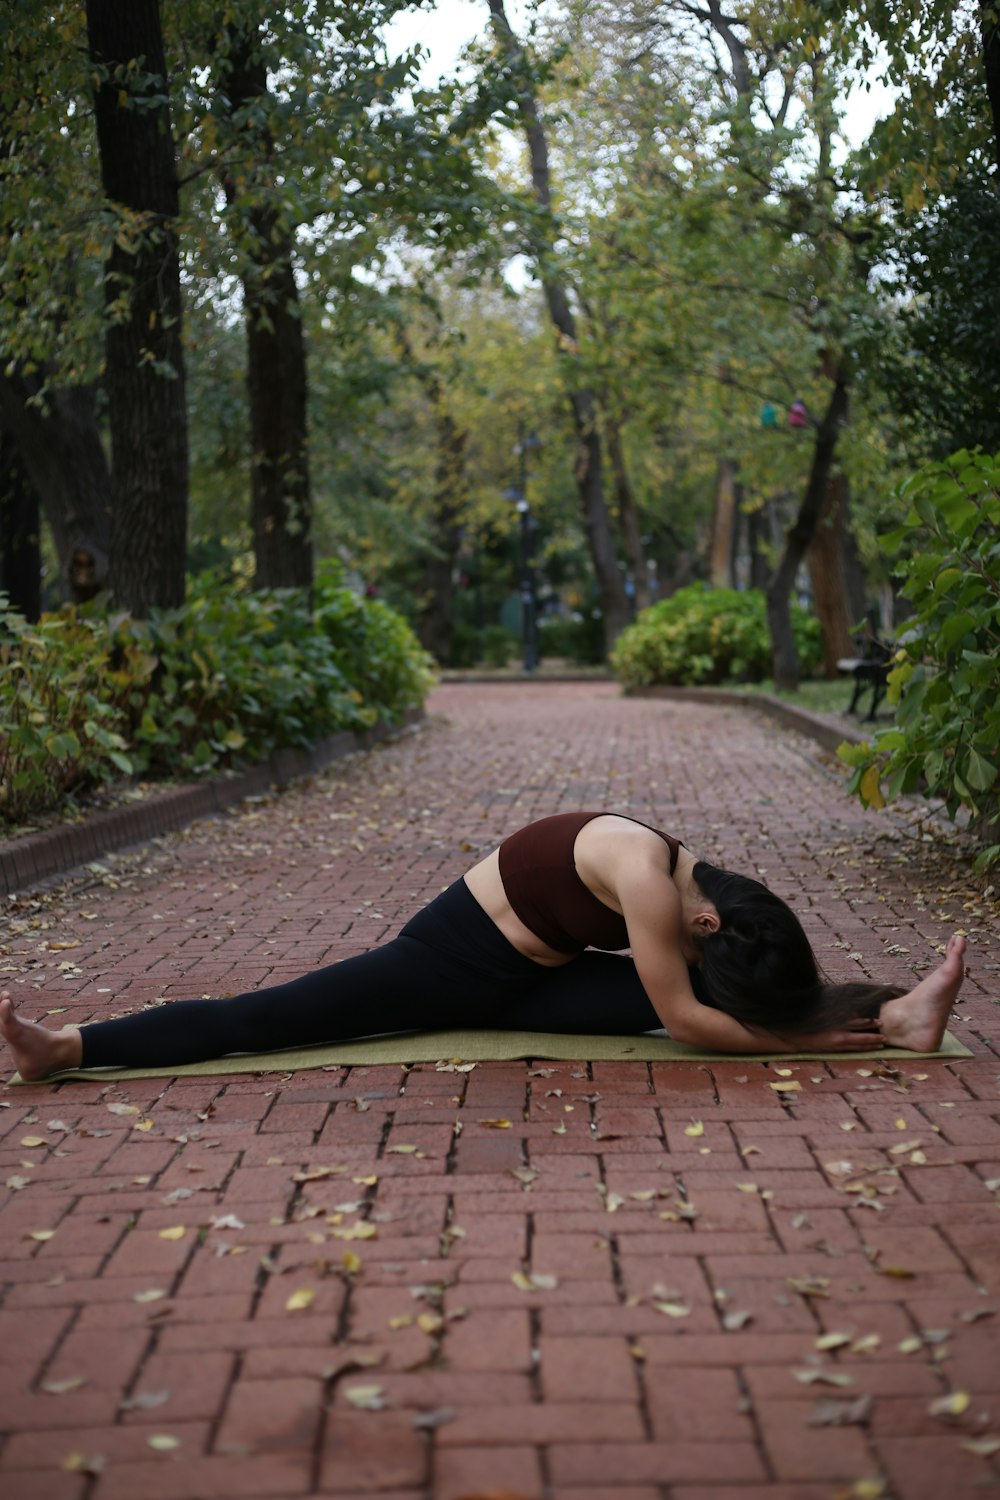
79,879,698,1070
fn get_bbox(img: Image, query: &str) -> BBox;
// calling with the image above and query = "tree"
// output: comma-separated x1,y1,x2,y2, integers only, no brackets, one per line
0,428,41,619
485,0,632,649
211,18,312,592
0,5,113,606
563,0,888,685
85,0,188,615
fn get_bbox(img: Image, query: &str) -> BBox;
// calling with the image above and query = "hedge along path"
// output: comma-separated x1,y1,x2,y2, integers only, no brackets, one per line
1,681,999,1500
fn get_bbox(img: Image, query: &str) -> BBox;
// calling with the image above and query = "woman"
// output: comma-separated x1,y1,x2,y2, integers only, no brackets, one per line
0,811,966,1080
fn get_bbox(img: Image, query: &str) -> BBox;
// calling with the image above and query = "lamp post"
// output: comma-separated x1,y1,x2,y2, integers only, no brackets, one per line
504,427,542,674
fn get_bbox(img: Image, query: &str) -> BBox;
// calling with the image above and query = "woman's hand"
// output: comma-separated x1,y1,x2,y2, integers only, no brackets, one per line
772,1016,885,1053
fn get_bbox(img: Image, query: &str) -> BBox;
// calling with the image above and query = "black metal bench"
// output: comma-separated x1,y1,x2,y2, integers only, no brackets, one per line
837,637,893,721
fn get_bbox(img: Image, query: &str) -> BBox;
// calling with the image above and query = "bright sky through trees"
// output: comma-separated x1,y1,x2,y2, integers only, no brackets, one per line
384,0,896,145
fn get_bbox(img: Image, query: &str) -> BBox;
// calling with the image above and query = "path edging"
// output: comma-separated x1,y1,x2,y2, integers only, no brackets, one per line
0,709,424,896
625,683,868,755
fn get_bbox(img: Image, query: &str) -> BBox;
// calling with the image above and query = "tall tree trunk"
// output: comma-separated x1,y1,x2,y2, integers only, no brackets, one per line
766,371,850,690
0,373,111,603
86,0,188,616
708,458,739,588
416,415,465,664
217,27,312,593
0,427,42,620
839,480,868,632
982,2,1000,172
747,502,769,590
393,320,468,662
606,420,651,611
487,0,630,651
807,472,857,678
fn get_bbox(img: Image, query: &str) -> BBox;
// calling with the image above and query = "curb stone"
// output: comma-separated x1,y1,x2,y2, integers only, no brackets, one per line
625,683,869,756
0,708,424,896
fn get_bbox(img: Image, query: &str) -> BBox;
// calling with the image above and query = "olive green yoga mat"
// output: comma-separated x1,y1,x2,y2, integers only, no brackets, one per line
15,1027,971,1083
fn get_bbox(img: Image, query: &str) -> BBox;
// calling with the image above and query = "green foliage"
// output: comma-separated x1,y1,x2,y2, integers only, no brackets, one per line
875,176,1000,461
610,585,822,689
538,611,607,665
839,450,1000,866
312,583,436,728
0,606,135,822
478,625,519,668
0,578,434,825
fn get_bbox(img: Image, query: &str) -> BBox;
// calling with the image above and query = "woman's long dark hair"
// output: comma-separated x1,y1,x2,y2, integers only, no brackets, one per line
692,862,905,1036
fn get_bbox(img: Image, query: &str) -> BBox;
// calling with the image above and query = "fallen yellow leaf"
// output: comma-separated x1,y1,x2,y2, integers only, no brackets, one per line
285,1288,316,1311
158,1226,186,1241
344,1384,385,1409
929,1390,971,1419
684,1121,705,1138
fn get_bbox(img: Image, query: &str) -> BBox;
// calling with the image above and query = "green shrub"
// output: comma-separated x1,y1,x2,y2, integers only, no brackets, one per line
610,584,821,689
312,584,436,726
538,611,607,665
480,625,519,668
0,576,435,826
0,604,134,823
839,450,1000,867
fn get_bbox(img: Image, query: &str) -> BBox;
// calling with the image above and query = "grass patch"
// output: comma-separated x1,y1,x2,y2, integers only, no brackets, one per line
741,679,859,715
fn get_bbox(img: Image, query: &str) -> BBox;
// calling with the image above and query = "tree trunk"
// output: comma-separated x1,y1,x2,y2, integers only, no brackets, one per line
487,0,631,651
86,0,188,616
708,458,738,588
606,420,651,611
839,483,868,633
390,324,467,662
982,2,1000,173
0,427,42,620
766,371,850,691
217,28,312,593
0,372,111,603
747,503,769,590
807,472,857,678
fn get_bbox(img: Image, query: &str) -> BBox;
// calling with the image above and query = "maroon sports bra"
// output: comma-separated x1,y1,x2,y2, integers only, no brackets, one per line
497,811,681,954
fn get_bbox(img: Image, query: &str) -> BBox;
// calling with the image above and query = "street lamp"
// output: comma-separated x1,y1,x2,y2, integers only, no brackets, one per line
504,428,542,674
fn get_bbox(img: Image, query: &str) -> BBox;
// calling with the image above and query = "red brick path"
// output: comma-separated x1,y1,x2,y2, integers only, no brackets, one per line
2,683,999,1500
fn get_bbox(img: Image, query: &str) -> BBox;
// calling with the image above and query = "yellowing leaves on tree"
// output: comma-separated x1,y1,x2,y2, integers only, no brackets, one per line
859,764,885,810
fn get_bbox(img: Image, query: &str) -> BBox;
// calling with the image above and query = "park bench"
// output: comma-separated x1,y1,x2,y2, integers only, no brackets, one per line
837,632,894,721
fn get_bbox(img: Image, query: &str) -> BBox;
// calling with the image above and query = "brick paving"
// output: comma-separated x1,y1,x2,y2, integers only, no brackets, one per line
2,682,999,1500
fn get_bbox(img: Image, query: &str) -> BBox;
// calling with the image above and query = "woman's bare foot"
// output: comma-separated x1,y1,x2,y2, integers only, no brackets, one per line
0,991,83,1081
878,934,967,1052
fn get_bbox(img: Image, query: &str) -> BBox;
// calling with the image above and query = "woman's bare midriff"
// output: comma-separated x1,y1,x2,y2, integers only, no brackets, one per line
463,851,574,967
463,816,683,968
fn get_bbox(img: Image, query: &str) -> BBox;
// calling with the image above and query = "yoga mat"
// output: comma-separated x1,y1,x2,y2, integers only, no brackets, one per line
12,1026,971,1083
